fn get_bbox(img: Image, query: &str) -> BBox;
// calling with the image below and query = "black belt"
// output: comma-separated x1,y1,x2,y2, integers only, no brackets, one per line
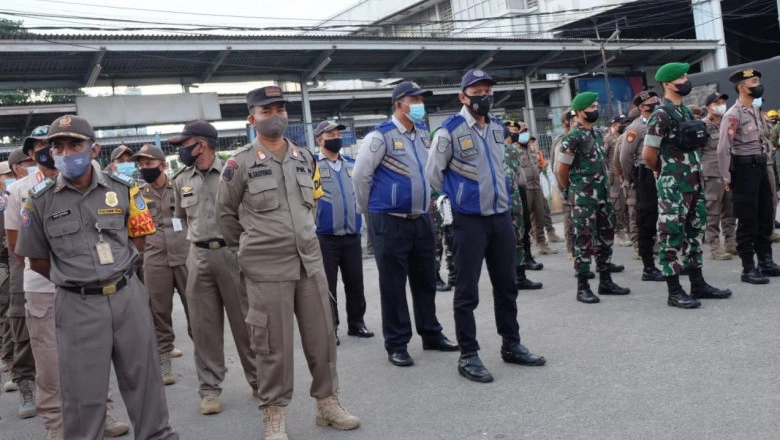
193,239,227,250
61,268,134,296
732,154,767,166
389,213,423,220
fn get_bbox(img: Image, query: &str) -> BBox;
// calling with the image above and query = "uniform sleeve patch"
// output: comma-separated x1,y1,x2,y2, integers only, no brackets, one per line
369,137,383,153
436,136,451,154
222,159,239,182
134,193,146,210
626,130,637,143
727,117,738,138
21,207,32,228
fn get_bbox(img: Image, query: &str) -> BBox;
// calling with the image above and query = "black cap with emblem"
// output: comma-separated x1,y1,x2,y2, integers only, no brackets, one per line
246,86,289,111
704,92,729,107
729,68,761,83
46,115,95,141
632,90,658,107
167,120,218,145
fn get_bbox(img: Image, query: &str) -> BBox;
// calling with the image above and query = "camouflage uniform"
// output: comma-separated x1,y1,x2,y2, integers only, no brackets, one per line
504,142,526,265
429,189,454,278
644,102,705,276
559,125,615,276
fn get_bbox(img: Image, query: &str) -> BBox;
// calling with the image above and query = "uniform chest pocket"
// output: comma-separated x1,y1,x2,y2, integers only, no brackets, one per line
247,177,280,212
46,220,82,256
296,173,314,208
179,193,199,210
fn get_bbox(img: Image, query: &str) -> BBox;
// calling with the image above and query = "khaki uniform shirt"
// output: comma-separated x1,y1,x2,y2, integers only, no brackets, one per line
701,116,722,178
215,139,323,282
619,116,648,185
173,159,225,243
139,179,189,267
16,166,155,287
718,102,766,183
517,142,541,189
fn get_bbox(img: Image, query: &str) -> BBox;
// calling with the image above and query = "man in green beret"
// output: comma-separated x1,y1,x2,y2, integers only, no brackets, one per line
556,92,630,303
642,62,732,309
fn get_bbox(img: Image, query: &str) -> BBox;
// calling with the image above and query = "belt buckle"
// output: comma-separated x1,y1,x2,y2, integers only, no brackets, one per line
102,284,117,296
208,241,220,250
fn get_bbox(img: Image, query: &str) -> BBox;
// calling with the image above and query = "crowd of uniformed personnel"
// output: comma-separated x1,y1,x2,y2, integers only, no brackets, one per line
0,64,778,439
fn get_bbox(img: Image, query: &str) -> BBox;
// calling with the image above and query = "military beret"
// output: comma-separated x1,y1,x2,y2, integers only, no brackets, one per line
571,92,599,111
729,68,761,83
632,90,658,107
654,62,690,83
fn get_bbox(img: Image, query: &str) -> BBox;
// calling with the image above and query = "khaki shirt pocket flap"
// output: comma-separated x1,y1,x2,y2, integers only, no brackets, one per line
47,220,80,237
179,193,199,208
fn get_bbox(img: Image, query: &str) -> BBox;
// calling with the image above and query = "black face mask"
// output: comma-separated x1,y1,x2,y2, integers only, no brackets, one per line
509,133,520,143
34,146,57,170
465,94,494,117
178,142,200,167
748,85,764,99
674,80,693,97
322,138,343,153
617,125,626,135
140,167,162,183
584,110,600,123
644,102,660,113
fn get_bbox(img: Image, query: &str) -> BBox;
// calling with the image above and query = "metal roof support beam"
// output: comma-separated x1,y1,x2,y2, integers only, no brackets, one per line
467,51,497,70
528,51,564,76
300,78,315,150
334,98,354,116
305,49,335,82
200,48,231,83
21,111,33,137
494,93,512,108
390,49,424,74
683,50,715,67
523,74,537,136
83,48,105,88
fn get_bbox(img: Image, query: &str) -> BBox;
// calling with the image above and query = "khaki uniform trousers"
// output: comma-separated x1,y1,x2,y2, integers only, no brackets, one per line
526,188,548,245
703,176,736,245
245,267,338,407
0,266,11,365
185,245,256,396
624,186,638,244
144,263,191,354
55,276,177,440
611,187,629,232
9,254,34,384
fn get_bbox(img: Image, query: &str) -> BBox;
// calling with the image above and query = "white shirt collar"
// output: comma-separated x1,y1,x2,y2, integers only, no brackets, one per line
459,105,478,128
391,115,412,134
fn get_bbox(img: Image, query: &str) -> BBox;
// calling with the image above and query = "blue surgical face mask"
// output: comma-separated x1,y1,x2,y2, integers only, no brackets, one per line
53,146,94,180
517,132,530,144
406,103,427,123
26,166,38,177
752,97,763,109
4,178,16,188
116,162,135,177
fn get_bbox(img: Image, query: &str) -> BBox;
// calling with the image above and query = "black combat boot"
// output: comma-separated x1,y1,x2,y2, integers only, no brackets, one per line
758,254,780,277
516,266,543,290
576,274,599,303
447,269,456,287
572,270,595,279
607,263,625,273
741,257,769,284
666,275,701,309
523,255,544,271
597,270,630,295
689,267,732,299
435,273,452,292
641,254,665,281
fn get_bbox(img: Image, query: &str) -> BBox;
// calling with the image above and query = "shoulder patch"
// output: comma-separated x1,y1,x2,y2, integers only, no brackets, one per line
369,137,384,153
108,172,134,187
626,130,637,143
727,117,738,138
173,166,191,180
29,178,55,199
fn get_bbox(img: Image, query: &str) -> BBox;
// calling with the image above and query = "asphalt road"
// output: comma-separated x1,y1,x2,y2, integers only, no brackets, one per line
2,217,780,440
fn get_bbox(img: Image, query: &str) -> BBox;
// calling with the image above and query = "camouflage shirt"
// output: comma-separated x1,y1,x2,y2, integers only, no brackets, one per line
644,101,702,193
770,123,780,150
558,125,609,204
504,142,526,197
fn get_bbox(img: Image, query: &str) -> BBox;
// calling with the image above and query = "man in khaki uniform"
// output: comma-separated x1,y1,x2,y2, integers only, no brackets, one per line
132,145,192,385
701,92,737,259
16,115,177,440
170,120,257,415
216,86,359,440
0,162,13,384
604,114,632,247
514,125,556,255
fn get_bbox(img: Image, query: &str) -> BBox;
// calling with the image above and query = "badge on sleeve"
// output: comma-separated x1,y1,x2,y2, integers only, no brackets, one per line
436,136,451,154
21,205,32,228
223,159,239,182
369,138,383,153
105,191,118,207
727,117,738,138
626,130,637,143
134,192,146,210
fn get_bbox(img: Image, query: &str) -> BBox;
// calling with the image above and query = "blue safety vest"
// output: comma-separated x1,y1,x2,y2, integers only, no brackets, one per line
315,156,361,235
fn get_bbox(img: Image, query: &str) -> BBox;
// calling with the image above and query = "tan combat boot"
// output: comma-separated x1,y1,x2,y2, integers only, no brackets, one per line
615,230,632,247
632,244,640,261
262,405,288,440
710,240,732,261
18,379,37,419
547,229,563,243
537,243,558,255
104,414,130,437
567,252,573,261
724,240,738,255
200,391,222,415
169,347,183,358
161,352,176,385
46,426,64,440
316,394,360,431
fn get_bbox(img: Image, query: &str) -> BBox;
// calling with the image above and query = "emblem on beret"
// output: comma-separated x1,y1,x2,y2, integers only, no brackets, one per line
473,70,485,77
59,116,72,128
743,69,754,78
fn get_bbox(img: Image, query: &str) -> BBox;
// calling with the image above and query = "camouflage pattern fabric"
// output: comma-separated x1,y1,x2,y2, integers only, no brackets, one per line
503,142,526,265
645,102,705,276
430,189,454,274
559,125,615,275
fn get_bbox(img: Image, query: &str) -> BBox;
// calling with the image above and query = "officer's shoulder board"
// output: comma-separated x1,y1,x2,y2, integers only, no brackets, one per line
29,178,56,199
172,166,192,180
442,114,467,132
233,143,253,156
374,120,397,134
107,171,134,187
414,122,430,133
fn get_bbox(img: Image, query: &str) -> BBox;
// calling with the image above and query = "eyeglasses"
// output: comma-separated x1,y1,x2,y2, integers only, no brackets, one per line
31,126,49,136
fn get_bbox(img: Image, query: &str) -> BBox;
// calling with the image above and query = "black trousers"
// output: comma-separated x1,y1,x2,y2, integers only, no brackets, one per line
635,166,659,267
452,211,520,355
731,159,773,263
519,186,533,260
369,213,443,353
317,234,367,330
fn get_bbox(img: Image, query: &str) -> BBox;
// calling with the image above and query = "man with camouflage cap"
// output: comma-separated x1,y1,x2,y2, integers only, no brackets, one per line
643,62,732,308
557,92,630,304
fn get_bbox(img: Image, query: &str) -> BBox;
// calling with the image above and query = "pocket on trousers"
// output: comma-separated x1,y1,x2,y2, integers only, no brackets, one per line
245,308,270,355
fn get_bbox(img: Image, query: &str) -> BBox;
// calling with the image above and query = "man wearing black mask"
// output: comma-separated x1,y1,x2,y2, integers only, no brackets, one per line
132,145,192,386
313,120,373,344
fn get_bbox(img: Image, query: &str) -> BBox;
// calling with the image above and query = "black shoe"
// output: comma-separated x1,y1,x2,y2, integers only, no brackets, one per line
572,271,595,279
422,336,459,351
666,275,701,309
576,274,599,304
775,220,780,229
435,273,452,292
597,271,630,295
758,255,780,277
447,272,456,287
516,266,543,290
500,342,546,366
742,267,770,284
641,266,665,282
689,267,732,299
347,325,374,338
679,267,690,276
388,350,414,367
457,354,494,383
523,256,544,271
607,263,625,273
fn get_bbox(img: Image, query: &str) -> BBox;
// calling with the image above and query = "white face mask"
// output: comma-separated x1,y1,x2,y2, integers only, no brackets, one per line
710,104,727,116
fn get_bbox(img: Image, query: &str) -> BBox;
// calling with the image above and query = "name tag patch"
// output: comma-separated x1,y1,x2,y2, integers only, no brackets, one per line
248,169,273,179
50,209,71,220
98,208,123,215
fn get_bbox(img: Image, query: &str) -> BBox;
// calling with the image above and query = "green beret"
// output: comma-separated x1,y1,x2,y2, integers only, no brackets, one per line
571,92,599,111
655,62,690,83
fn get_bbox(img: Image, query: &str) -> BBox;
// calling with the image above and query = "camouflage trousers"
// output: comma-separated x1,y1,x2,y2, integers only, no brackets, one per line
570,196,615,276
510,191,526,265
657,186,706,277
430,196,454,275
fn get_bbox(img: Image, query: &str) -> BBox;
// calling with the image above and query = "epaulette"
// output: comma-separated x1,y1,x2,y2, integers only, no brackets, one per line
172,166,191,180
29,178,55,199
442,114,466,132
234,143,253,154
107,171,134,187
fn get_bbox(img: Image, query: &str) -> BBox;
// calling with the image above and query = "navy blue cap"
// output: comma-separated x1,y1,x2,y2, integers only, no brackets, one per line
392,81,433,102
315,120,346,137
461,69,496,90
